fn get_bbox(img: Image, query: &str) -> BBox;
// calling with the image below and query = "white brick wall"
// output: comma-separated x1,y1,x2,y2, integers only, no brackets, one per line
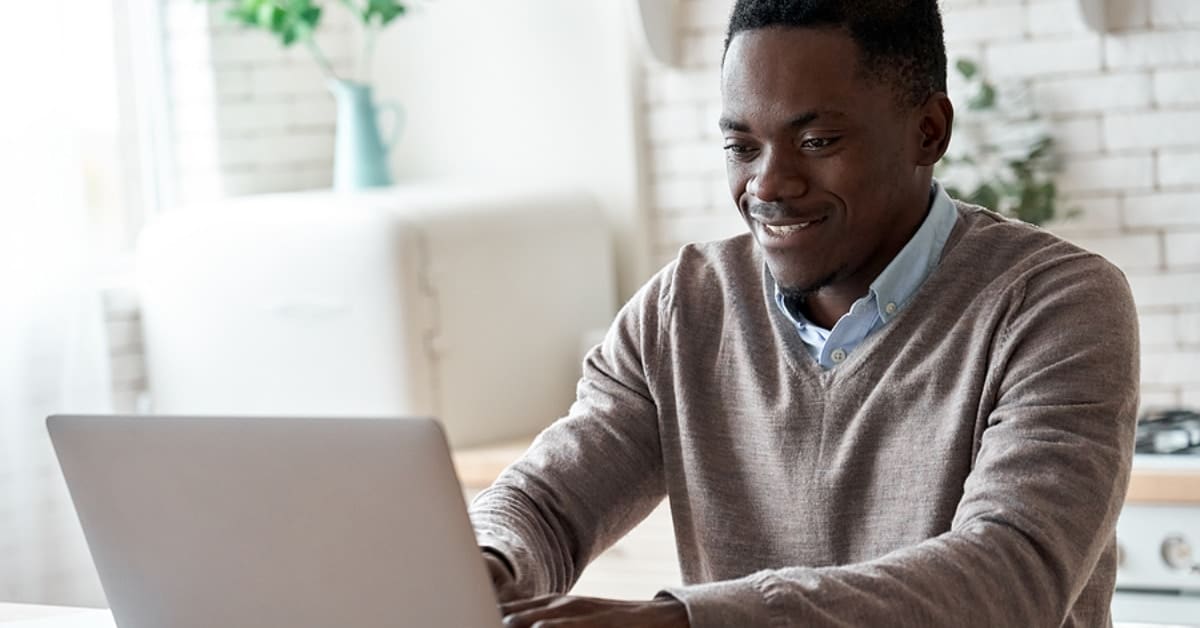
1154,68,1200,105
985,36,1104,77
1105,110,1200,150
1149,0,1200,28
102,286,146,414
1048,115,1104,155
1157,150,1200,188
1181,311,1200,345
162,0,353,204
1105,30,1200,69
640,0,1200,410
943,5,1025,43
1124,192,1200,227
1057,153,1155,193
1166,232,1200,267
1031,73,1152,114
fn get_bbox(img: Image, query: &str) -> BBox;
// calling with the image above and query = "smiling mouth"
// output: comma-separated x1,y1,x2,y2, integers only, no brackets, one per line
758,217,827,237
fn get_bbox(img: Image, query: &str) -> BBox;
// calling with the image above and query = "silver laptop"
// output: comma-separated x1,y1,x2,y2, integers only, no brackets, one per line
47,415,503,628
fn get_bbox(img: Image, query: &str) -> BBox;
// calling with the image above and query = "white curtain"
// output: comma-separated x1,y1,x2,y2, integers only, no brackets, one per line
0,3,115,607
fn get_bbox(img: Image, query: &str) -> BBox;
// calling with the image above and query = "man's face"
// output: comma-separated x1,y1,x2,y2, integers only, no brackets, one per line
721,27,928,298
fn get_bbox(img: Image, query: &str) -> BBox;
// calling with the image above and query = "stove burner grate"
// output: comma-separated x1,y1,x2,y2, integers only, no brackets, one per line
1135,408,1200,455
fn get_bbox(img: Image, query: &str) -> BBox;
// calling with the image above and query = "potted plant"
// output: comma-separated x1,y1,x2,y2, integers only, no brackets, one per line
201,0,413,190
937,58,1076,226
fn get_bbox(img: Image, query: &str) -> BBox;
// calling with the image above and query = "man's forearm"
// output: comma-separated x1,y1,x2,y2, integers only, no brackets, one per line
663,517,1115,627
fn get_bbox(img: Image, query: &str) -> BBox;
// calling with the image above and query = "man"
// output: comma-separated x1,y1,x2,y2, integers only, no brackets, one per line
470,1,1139,626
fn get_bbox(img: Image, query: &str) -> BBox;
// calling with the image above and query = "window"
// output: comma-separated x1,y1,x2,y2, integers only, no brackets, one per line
0,0,171,272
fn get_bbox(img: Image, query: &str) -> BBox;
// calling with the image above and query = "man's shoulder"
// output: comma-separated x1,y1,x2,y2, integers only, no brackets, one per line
674,232,760,272
641,233,763,316
666,232,761,291
952,201,1112,270
949,201,1131,304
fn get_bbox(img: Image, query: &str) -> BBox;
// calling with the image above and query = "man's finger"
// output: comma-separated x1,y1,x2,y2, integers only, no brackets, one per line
499,593,566,616
502,596,599,627
516,617,592,628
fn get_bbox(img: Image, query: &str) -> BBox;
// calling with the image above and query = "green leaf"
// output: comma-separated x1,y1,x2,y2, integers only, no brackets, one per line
204,0,324,47
968,183,1000,211
1027,135,1054,161
1008,158,1032,179
955,58,978,80
968,82,996,111
256,2,276,28
1012,180,1059,226
225,2,259,26
938,55,1072,227
365,0,407,26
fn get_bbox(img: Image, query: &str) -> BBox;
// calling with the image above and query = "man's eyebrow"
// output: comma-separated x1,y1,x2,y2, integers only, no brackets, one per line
719,117,750,133
719,109,847,134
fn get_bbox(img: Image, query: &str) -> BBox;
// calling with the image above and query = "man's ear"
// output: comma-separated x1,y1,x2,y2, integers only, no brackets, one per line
915,93,954,167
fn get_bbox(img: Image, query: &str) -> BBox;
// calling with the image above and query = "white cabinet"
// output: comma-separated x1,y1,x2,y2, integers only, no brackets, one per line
137,183,616,447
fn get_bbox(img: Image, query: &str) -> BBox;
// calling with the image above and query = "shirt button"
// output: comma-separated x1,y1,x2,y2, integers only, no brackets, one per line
885,302,898,315
831,348,847,363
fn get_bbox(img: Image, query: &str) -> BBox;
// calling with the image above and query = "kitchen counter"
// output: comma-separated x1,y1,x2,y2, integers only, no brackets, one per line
452,437,536,489
1126,466,1200,504
453,438,1200,505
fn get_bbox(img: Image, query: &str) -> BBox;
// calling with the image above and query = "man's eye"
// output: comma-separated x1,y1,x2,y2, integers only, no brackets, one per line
723,144,756,159
800,136,839,150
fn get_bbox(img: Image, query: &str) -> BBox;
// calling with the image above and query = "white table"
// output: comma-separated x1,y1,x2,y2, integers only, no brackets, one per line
0,603,1191,627
0,604,112,627
5,443,1196,626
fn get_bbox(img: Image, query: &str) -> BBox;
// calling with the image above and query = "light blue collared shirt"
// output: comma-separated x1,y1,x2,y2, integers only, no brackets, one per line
774,180,959,369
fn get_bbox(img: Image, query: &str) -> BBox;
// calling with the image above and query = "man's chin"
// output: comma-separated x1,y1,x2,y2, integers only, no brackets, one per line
770,266,840,302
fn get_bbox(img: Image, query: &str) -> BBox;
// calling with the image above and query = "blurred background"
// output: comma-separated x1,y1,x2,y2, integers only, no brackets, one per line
1,0,1198,617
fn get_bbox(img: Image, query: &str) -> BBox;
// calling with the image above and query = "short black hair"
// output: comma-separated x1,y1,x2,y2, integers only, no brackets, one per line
724,0,947,107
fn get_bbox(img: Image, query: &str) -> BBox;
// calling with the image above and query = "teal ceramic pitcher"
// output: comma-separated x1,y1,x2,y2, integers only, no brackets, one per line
329,79,403,190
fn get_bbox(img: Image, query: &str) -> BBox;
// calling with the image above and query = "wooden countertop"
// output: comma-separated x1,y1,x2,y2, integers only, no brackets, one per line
1126,467,1200,504
453,438,1200,505
452,437,534,489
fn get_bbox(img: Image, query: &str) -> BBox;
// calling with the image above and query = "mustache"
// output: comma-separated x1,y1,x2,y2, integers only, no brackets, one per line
746,201,829,222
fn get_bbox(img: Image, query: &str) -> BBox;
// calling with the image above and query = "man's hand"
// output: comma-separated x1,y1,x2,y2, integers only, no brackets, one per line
498,594,689,627
483,551,523,603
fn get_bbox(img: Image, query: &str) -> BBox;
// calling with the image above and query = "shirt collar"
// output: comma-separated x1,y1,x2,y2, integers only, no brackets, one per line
868,179,958,323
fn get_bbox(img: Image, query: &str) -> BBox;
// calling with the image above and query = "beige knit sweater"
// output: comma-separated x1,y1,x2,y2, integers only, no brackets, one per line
469,203,1140,627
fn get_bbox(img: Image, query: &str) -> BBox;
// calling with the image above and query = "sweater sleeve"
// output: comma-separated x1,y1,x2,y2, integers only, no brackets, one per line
662,253,1140,627
467,262,674,601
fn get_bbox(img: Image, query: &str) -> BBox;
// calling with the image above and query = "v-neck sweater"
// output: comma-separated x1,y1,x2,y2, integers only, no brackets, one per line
469,202,1140,628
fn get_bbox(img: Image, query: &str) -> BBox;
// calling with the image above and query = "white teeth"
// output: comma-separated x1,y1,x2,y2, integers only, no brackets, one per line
763,221,814,236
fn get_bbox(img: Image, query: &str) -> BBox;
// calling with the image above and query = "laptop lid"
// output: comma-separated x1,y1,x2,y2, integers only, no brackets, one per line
47,415,502,628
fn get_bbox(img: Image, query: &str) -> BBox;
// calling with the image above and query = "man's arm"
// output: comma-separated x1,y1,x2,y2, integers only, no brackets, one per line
660,254,1139,627
469,262,675,601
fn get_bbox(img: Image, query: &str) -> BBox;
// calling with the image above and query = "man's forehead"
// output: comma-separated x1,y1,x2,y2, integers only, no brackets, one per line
718,108,850,135
720,28,883,125
725,34,860,104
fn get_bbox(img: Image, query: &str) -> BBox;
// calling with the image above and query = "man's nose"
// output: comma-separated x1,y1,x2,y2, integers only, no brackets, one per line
747,147,807,202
